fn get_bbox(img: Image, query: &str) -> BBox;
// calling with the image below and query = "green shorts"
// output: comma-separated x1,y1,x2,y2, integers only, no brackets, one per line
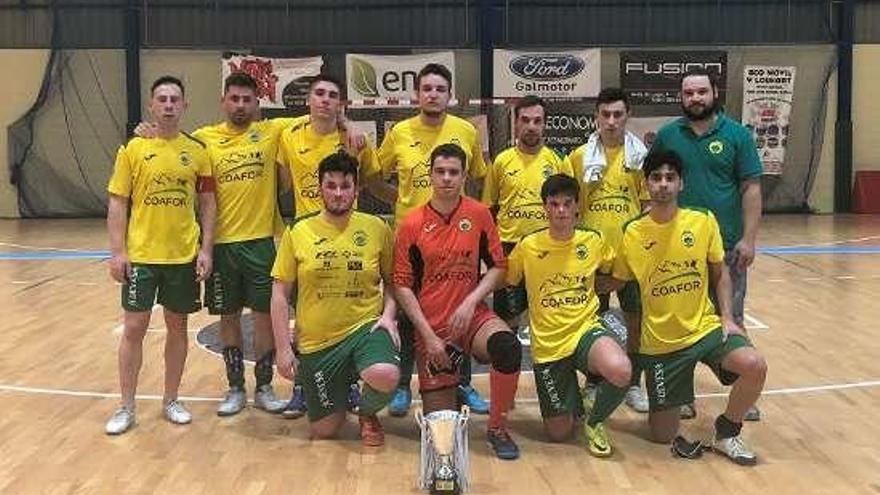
639,328,752,412
493,242,528,321
533,327,613,418
205,237,275,314
298,321,399,422
121,261,201,314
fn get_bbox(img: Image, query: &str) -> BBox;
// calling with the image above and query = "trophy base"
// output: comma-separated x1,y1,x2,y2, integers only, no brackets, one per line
429,477,460,495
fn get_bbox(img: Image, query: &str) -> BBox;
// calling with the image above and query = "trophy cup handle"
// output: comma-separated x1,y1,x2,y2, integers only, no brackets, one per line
414,407,425,427
459,405,470,424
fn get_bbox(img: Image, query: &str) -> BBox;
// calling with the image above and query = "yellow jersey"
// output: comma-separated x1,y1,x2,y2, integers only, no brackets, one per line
506,228,613,364
569,143,649,251
271,211,393,354
276,120,380,219
378,114,487,222
612,208,725,355
482,146,573,243
107,133,212,264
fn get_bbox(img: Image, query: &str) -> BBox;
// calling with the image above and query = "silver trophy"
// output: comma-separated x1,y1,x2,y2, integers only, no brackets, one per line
416,407,470,494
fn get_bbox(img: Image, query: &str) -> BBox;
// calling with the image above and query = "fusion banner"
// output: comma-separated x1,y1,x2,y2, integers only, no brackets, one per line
620,51,727,106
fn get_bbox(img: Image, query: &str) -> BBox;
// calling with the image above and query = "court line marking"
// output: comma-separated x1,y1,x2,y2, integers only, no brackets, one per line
0,379,878,403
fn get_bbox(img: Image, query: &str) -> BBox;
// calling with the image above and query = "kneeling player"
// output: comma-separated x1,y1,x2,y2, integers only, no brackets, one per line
506,174,631,457
610,150,767,465
271,152,400,446
394,143,522,460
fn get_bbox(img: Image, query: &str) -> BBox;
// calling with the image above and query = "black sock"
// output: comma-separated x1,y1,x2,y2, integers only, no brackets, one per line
715,414,743,440
222,346,245,390
255,350,275,388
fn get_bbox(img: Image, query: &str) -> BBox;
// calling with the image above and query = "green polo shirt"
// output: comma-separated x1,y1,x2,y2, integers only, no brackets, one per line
651,112,762,250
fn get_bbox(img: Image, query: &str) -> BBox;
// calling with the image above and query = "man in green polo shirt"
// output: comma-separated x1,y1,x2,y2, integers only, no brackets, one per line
651,67,763,422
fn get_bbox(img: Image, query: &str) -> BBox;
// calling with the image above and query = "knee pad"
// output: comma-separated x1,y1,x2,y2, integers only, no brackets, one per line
487,332,521,374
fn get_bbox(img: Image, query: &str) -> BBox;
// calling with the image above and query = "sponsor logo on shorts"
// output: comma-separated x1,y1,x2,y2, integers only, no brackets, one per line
539,368,564,412
313,370,333,408
652,362,667,406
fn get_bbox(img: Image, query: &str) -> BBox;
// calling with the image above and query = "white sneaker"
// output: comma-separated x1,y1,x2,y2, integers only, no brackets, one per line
105,406,136,435
254,385,287,413
624,385,649,413
217,388,247,417
164,400,192,425
713,435,758,466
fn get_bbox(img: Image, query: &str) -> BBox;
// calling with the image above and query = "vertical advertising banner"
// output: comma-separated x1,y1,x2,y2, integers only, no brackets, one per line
493,49,601,98
346,52,456,100
620,51,727,106
741,65,796,176
221,54,323,109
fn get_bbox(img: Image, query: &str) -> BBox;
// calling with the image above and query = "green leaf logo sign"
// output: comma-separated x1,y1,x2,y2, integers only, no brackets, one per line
350,58,380,97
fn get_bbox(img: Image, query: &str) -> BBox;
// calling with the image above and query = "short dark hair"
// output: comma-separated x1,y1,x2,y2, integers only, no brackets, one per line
318,151,359,186
514,95,545,118
417,63,453,90
429,143,466,171
595,87,629,111
681,67,720,91
310,73,345,99
224,72,257,94
151,75,184,97
643,150,683,178
541,174,580,203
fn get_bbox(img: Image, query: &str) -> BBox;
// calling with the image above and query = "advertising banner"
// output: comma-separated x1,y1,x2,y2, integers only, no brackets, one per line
221,54,323,109
346,52,456,100
741,65,796,176
493,49,601,98
620,51,727,106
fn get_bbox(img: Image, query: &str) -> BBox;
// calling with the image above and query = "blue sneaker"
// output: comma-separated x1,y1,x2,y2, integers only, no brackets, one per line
281,385,306,419
388,387,412,417
487,427,520,460
458,385,489,414
347,382,361,413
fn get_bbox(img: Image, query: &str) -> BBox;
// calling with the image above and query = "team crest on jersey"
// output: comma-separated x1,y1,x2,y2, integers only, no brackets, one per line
249,130,261,143
179,150,191,167
542,164,554,178
681,230,695,248
450,137,461,145
575,243,588,260
458,218,473,232
352,230,368,247
708,140,724,155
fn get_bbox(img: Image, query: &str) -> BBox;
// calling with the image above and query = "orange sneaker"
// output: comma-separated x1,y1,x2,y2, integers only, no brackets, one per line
359,414,385,447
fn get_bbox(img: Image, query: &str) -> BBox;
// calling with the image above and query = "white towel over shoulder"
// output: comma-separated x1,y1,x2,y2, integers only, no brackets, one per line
581,130,647,183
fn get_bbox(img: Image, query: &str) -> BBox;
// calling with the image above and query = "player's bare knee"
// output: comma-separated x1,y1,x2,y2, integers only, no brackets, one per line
362,363,399,393
309,415,345,439
487,331,522,374
606,356,632,388
544,417,574,443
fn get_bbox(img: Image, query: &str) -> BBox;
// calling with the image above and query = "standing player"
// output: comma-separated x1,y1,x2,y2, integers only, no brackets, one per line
506,174,632,456
275,73,381,418
379,63,490,416
610,150,767,465
193,72,295,417
105,76,216,434
568,88,650,413
394,143,522,460
650,68,763,421
270,152,399,446
482,95,573,331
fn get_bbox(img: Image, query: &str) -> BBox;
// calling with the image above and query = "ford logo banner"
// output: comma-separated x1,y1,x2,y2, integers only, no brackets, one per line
509,54,585,81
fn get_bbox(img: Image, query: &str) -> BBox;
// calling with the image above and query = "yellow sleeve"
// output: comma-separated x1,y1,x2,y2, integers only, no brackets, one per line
271,228,299,282
275,130,292,169
377,127,397,179
505,241,525,286
481,155,500,206
707,213,725,264
598,235,615,274
358,143,381,181
270,115,308,135
196,148,212,178
380,220,394,282
558,154,574,177
636,171,650,202
468,130,487,179
107,144,133,197
611,232,633,281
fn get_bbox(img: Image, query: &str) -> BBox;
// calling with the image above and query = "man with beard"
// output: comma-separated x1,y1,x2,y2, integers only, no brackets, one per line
568,88,650,414
275,73,380,419
105,76,216,434
651,68,763,421
482,95,572,330
609,150,766,466
270,152,399,446
379,63,490,417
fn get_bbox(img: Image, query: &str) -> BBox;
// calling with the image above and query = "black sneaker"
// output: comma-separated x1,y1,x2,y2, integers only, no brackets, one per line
487,427,520,460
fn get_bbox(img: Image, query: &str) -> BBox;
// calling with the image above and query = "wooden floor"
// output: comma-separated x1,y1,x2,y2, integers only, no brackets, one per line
1,215,879,494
